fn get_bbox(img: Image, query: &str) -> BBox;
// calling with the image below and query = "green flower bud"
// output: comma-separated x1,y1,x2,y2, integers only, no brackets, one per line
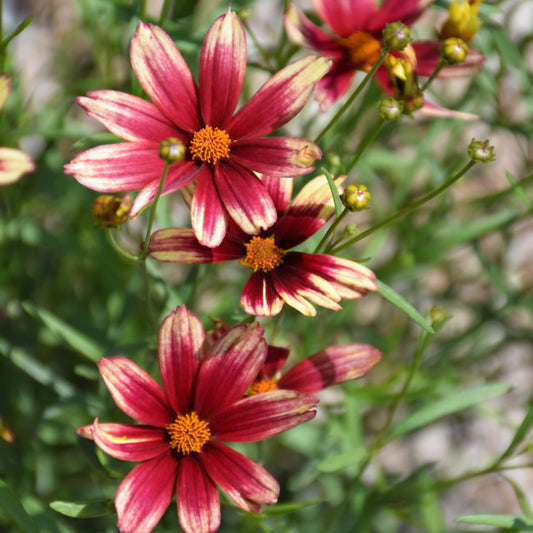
378,96,404,120
159,138,185,163
440,37,468,65
341,184,371,211
326,152,342,170
468,138,495,163
92,194,132,228
344,223,358,236
383,22,411,51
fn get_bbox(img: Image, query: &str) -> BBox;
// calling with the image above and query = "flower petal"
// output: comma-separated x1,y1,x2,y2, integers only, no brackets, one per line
131,22,201,133
231,136,321,178
158,306,205,415
215,162,277,236
191,164,228,247
228,55,331,139
116,453,177,533
177,455,220,533
202,442,278,512
418,101,479,121
78,90,181,143
199,9,246,127
279,343,383,393
64,143,163,192
313,0,377,36
149,227,243,263
261,345,291,380
240,272,285,317
275,174,343,248
195,323,267,418
261,175,293,214
0,148,35,185
368,0,432,34
91,420,169,461
98,357,174,427
314,58,357,111
211,389,318,441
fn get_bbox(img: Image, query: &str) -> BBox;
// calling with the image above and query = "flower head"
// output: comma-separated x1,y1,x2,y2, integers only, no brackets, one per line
149,175,377,317
78,306,318,533
65,11,330,247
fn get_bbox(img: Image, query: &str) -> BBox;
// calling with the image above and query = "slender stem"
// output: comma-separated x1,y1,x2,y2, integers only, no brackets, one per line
330,159,477,254
420,58,446,92
314,47,389,144
105,228,140,263
158,0,172,26
141,162,170,258
141,260,156,330
139,0,147,21
314,209,348,253
345,117,385,174
242,19,271,66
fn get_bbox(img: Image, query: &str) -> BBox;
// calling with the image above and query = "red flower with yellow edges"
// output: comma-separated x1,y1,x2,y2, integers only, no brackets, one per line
77,306,318,533
149,175,377,317
64,10,330,247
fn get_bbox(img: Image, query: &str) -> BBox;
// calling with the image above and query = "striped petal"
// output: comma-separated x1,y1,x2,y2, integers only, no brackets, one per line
228,55,331,140
241,271,285,317
368,0,432,33
313,0,377,36
177,455,220,533
210,389,318,441
91,420,169,461
98,357,174,427
64,142,163,192
116,453,177,533
191,164,228,247
78,90,181,143
231,136,321,178
195,323,267,418
314,58,357,110
202,442,278,512
0,148,35,185
131,22,201,133
199,9,246,127
215,162,277,236
261,175,293,214
158,306,205,415
149,227,243,264
279,343,383,393
275,174,343,249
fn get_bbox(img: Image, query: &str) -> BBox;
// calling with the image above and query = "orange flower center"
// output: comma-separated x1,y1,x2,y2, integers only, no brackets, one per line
166,412,211,455
241,236,286,273
339,31,381,72
189,125,231,164
248,377,279,396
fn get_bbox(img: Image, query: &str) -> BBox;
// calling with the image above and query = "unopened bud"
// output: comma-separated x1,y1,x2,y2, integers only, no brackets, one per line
468,138,495,163
378,96,403,120
341,184,371,211
383,22,411,51
159,138,185,163
440,37,468,65
92,194,132,227
344,223,358,236
429,306,449,327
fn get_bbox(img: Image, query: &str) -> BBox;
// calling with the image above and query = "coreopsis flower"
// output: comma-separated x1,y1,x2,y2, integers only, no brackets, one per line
285,0,484,112
149,175,377,317
64,10,330,247
0,74,35,185
441,0,483,44
77,306,318,533
249,343,383,396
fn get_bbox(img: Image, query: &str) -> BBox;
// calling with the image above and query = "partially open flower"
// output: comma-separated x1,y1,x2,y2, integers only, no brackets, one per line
91,194,132,227
441,0,483,44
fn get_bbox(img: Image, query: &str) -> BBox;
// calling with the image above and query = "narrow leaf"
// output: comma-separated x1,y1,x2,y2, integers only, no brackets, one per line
321,167,344,218
456,513,533,530
0,479,39,533
50,499,111,518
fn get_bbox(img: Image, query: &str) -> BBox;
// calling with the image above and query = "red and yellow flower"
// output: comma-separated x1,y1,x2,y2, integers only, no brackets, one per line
65,10,330,247
77,306,318,533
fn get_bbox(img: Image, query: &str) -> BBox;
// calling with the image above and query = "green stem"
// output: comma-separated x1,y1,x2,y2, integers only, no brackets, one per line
158,0,172,26
330,159,476,254
139,0,147,21
242,20,271,67
141,260,156,330
314,47,389,144
345,117,385,174
105,228,140,263
141,162,170,259
314,209,348,253
420,58,446,92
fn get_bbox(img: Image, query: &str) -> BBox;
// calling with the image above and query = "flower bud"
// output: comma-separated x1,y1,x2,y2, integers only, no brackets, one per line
378,96,404,120
341,184,371,211
383,22,411,51
429,306,450,328
441,0,482,44
159,138,185,163
92,194,132,227
468,138,495,163
440,37,468,65
344,223,358,236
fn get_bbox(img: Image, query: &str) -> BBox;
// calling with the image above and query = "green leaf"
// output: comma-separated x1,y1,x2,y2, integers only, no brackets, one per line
0,479,39,533
23,302,104,362
456,513,533,530
2,17,32,48
49,499,111,519
321,167,344,218
499,402,533,462
377,279,434,334
390,383,512,439
316,449,366,473
253,499,324,518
